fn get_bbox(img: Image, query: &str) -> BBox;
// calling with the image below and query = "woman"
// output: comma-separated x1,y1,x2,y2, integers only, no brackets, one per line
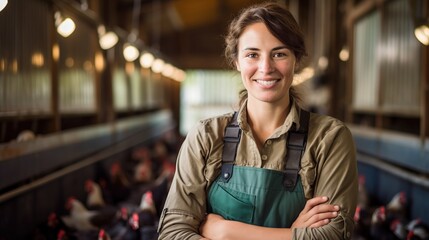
158,2,358,240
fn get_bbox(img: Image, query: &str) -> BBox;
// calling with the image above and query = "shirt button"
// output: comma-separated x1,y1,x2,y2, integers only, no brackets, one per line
266,140,272,145
261,155,268,160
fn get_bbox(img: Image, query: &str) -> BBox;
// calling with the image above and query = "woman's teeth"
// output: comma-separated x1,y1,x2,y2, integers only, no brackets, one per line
256,80,277,86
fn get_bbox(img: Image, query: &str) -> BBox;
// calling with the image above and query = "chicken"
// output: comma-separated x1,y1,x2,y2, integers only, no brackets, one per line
387,191,408,221
140,191,157,216
107,162,131,204
124,191,159,240
16,129,36,142
126,191,158,229
33,212,70,240
56,229,76,240
134,158,153,183
61,197,118,232
85,179,106,209
353,206,372,240
370,206,391,239
357,175,369,209
407,219,429,240
390,218,407,239
61,197,99,231
98,229,111,240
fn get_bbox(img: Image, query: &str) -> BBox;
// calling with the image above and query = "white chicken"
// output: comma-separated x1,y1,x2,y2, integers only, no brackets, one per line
85,179,106,209
140,191,157,215
61,197,98,231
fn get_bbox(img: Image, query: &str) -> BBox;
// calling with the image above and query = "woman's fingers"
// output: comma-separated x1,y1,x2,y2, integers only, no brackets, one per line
302,196,329,213
306,203,339,218
292,196,340,228
307,210,338,227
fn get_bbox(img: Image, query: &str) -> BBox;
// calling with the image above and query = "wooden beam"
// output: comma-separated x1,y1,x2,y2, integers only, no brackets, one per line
344,0,355,124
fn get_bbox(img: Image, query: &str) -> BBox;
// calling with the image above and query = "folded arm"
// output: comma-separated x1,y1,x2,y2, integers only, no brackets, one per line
200,196,339,240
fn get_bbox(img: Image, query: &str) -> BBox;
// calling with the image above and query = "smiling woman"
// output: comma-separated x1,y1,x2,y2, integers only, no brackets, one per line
158,2,358,240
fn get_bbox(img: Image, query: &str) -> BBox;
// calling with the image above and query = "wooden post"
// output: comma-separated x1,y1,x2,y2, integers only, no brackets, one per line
50,2,61,132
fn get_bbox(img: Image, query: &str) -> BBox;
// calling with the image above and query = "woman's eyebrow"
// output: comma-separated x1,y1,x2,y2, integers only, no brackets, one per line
272,46,289,51
242,46,289,51
242,47,260,51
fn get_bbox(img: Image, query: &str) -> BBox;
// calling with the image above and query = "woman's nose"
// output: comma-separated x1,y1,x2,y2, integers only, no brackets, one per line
258,56,275,73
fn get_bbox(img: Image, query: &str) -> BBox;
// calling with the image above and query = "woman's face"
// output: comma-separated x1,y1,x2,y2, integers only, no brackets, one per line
235,22,296,105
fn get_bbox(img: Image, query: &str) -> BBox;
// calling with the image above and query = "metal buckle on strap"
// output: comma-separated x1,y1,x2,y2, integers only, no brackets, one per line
283,169,299,191
224,126,241,143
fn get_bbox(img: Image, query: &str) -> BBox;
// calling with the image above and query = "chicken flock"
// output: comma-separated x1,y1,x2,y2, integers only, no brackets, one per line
32,132,181,240
353,175,429,240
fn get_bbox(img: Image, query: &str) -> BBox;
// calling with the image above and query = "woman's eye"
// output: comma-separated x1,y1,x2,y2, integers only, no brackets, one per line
273,52,287,58
246,53,258,58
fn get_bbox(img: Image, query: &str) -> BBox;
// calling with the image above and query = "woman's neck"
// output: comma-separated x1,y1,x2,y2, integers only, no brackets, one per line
246,98,291,148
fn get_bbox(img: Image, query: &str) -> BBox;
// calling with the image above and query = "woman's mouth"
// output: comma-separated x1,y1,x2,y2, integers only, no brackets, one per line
255,79,278,87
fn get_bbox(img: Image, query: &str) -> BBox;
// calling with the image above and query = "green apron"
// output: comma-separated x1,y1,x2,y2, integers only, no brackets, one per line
208,166,306,227
207,109,310,228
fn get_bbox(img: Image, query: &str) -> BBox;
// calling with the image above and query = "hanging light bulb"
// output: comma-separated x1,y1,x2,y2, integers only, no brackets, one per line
0,0,7,12
339,46,349,62
98,25,118,50
162,63,175,78
99,31,118,50
123,43,139,62
55,12,75,38
318,56,329,70
151,58,165,73
172,69,186,82
414,24,429,45
140,52,155,68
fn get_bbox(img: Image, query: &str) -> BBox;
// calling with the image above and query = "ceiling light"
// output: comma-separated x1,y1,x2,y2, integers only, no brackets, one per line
140,52,155,68
172,69,186,82
318,56,329,70
414,24,429,45
98,25,118,50
99,31,118,50
123,43,139,62
151,58,165,73
55,12,75,38
0,0,7,12
162,63,175,78
339,46,349,62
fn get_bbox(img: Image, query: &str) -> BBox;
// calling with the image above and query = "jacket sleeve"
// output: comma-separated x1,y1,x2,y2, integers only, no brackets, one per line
157,122,210,240
294,124,358,240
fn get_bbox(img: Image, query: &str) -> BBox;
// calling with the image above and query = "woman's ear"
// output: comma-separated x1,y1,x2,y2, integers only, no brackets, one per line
294,62,299,73
235,60,241,72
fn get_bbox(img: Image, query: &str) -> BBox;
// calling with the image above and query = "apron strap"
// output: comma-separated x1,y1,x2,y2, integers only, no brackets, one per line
220,109,310,189
283,109,310,191
220,112,241,182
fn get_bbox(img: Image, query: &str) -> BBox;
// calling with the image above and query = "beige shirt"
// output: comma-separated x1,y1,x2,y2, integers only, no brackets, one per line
158,101,358,240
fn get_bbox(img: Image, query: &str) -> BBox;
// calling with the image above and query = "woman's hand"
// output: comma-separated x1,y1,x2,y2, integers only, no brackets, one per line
199,213,226,239
291,196,340,229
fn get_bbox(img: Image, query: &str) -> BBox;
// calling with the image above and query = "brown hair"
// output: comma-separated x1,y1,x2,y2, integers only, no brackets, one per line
225,2,308,108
